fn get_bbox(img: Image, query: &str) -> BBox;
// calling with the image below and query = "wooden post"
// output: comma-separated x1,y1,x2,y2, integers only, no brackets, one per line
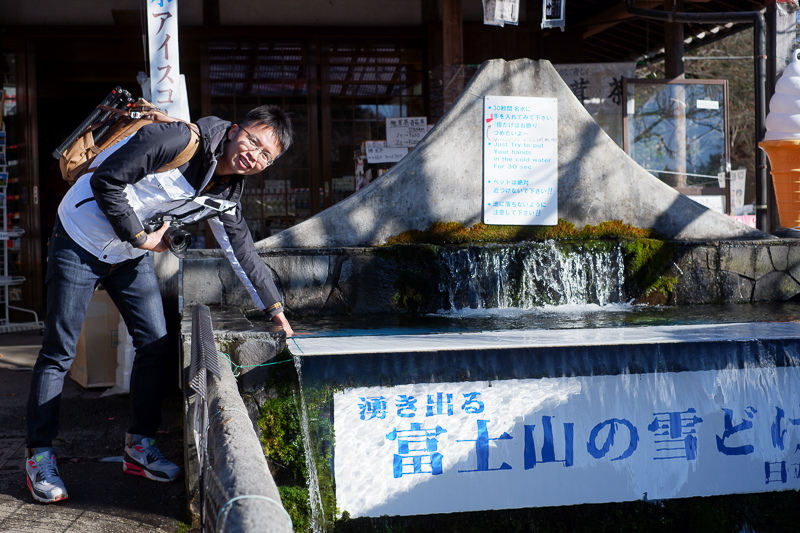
663,0,687,188
663,0,685,79
442,0,464,112
442,0,463,68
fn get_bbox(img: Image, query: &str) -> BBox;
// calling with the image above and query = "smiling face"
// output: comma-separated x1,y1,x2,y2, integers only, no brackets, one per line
215,122,283,176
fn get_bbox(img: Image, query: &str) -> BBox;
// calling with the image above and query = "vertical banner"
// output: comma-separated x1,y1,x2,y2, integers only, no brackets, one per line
483,95,558,226
147,0,190,121
730,168,747,214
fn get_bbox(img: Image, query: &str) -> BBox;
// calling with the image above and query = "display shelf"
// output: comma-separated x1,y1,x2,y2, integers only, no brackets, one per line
0,106,43,333
0,228,24,241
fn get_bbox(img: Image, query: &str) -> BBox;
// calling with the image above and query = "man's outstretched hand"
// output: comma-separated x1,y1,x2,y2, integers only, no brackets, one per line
272,311,294,337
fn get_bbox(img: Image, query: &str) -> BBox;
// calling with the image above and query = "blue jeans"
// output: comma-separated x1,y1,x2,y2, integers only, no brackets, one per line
26,219,171,447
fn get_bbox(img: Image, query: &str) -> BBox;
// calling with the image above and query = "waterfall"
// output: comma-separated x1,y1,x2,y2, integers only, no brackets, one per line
437,241,626,310
293,356,325,532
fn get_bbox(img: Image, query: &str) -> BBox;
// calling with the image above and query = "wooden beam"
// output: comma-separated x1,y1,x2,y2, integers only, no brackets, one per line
576,1,661,30
580,1,662,38
578,0,709,39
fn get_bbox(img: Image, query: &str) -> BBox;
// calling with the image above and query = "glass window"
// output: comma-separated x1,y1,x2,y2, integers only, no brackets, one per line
205,39,425,241
624,79,729,189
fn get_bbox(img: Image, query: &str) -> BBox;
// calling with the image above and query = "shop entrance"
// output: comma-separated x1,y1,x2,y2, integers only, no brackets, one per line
203,39,426,241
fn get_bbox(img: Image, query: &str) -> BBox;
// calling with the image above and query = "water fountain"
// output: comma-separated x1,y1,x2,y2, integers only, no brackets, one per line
180,58,800,531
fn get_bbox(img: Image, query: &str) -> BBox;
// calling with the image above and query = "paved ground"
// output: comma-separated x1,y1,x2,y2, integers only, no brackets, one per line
0,331,190,533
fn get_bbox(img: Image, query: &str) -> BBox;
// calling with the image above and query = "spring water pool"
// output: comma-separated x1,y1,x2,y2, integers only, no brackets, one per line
272,300,800,524
282,301,800,338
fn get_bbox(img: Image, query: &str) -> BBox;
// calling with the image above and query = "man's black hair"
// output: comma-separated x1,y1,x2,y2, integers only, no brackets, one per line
241,105,294,155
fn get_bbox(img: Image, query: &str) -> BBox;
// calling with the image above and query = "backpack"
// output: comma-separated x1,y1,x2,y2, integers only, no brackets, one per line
54,88,200,185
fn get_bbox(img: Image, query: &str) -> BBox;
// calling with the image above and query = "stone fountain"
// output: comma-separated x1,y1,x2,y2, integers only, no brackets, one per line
181,58,800,532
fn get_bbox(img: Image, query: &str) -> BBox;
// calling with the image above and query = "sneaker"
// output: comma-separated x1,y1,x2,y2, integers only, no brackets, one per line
25,447,69,503
123,434,182,482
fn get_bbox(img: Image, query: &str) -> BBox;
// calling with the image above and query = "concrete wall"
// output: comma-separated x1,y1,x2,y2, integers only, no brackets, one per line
259,59,768,250
181,239,800,317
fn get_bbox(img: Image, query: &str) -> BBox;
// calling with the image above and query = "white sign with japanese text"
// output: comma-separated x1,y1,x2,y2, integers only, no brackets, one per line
386,117,428,148
366,146,409,164
333,366,800,518
483,95,558,225
147,0,189,120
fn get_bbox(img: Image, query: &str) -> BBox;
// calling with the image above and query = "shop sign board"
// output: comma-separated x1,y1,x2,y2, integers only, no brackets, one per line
366,147,408,164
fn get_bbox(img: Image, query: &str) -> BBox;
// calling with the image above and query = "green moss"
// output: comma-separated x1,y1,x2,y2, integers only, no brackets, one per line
383,220,680,307
384,220,571,245
580,220,655,239
299,381,340,530
621,239,679,301
394,269,437,312
279,486,311,532
375,244,441,314
646,276,678,296
258,355,307,486
551,239,619,264
384,220,656,246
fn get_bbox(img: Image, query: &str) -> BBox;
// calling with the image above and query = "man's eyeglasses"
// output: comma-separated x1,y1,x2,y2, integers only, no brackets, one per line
240,126,275,167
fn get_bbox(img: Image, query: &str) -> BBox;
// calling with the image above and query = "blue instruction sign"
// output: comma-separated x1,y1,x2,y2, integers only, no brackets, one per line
483,95,558,226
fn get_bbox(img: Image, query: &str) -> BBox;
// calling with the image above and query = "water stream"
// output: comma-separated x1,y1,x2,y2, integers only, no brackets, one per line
293,356,325,532
436,241,625,309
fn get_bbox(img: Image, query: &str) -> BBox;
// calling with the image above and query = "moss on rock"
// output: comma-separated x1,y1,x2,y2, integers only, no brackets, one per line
384,220,655,246
620,239,679,302
257,353,307,491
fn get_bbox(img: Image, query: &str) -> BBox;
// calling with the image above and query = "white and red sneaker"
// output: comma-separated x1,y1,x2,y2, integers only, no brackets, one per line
25,448,68,503
123,433,182,482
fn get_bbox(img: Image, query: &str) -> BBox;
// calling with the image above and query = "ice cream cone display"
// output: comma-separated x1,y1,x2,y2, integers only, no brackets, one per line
759,140,800,228
761,49,800,229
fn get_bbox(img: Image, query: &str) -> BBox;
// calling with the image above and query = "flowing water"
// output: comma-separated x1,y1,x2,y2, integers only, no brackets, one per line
436,241,626,309
293,357,325,532
285,241,797,336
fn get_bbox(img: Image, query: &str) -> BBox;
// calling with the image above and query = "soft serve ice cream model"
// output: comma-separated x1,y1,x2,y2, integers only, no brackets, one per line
760,49,800,230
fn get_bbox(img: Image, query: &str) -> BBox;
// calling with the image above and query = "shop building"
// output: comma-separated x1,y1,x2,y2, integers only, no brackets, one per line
0,0,776,318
